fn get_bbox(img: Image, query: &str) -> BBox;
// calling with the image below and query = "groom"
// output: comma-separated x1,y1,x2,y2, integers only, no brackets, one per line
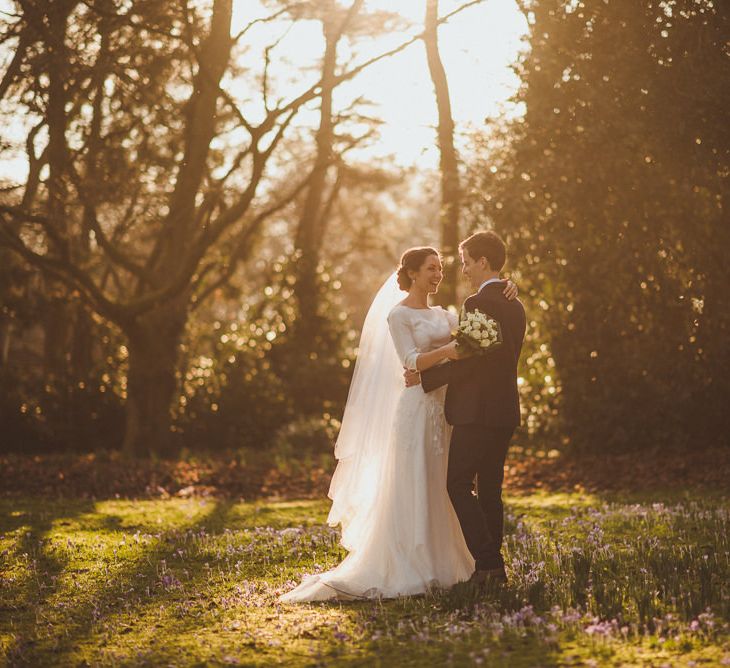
406,231,526,585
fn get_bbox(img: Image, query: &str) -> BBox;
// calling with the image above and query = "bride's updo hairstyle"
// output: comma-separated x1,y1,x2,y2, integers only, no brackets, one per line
397,246,439,291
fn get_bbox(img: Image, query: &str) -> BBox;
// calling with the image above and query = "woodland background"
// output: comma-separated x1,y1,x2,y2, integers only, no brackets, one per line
1,4,728,664
0,0,727,464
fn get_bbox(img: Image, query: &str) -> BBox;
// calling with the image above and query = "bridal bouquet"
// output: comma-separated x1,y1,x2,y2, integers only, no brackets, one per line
455,308,503,356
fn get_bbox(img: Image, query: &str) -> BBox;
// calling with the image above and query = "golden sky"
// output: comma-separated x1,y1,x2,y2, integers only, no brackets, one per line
232,0,527,167
0,0,527,181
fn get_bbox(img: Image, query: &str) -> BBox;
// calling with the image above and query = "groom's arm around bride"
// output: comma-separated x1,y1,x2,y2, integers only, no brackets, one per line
421,281,525,428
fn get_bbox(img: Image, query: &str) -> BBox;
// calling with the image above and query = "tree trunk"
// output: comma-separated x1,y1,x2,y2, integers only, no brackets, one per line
46,1,73,233
157,0,233,270
43,2,76,381
71,303,94,383
122,300,188,456
120,0,233,456
424,0,460,306
294,14,339,329
0,320,10,367
43,293,71,380
294,2,363,334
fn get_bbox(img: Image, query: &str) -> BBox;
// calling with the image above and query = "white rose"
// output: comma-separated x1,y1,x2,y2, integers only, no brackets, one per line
480,339,490,348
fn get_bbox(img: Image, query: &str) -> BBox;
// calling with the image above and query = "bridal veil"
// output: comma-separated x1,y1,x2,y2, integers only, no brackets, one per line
326,272,403,551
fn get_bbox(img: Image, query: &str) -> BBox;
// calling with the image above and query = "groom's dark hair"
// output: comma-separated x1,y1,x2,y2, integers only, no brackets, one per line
460,230,506,271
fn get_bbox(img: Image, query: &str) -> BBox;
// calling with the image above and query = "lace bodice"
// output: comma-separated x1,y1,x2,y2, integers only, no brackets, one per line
387,305,457,371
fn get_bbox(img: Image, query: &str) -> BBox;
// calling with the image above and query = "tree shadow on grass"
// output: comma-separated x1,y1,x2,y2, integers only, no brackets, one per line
7,498,240,666
47,502,368,666
0,498,205,664
0,498,99,664
18,491,726,667
91,501,337,666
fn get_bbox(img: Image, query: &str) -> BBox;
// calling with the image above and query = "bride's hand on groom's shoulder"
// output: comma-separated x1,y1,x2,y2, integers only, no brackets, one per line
503,280,518,301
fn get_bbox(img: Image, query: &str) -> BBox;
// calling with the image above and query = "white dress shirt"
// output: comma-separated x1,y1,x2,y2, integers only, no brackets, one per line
478,277,503,292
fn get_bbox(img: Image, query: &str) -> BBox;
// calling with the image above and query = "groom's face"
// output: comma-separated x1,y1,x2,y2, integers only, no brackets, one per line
460,248,485,290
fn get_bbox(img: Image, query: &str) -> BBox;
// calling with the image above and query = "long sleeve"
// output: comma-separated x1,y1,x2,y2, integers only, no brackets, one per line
387,308,420,371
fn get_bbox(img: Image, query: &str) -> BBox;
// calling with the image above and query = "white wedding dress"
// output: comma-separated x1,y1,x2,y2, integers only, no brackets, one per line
279,275,474,602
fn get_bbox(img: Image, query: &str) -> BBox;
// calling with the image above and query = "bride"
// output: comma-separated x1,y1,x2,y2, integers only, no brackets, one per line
279,247,517,602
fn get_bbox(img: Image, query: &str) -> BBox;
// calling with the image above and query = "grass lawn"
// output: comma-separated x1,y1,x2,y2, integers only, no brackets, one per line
1,491,728,666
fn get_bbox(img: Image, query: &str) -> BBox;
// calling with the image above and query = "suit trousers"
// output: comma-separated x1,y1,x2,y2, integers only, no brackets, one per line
447,423,514,571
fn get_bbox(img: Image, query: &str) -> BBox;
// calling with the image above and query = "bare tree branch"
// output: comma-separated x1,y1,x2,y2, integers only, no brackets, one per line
440,0,487,23
22,121,47,209
0,31,28,103
232,4,294,42
67,169,154,285
202,107,299,245
0,214,123,323
191,175,309,308
0,205,70,260
262,22,295,112
240,0,485,139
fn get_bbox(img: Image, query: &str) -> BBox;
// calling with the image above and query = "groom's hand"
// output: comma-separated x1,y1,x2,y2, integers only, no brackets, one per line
404,368,421,388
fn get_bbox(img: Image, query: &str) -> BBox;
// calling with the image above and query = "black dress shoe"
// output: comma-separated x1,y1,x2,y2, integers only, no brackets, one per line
468,567,507,586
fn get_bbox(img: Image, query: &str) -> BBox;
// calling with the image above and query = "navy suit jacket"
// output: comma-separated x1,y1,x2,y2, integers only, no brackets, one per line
421,281,526,428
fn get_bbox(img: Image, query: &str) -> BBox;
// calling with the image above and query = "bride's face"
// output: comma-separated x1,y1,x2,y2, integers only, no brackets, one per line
410,254,443,294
